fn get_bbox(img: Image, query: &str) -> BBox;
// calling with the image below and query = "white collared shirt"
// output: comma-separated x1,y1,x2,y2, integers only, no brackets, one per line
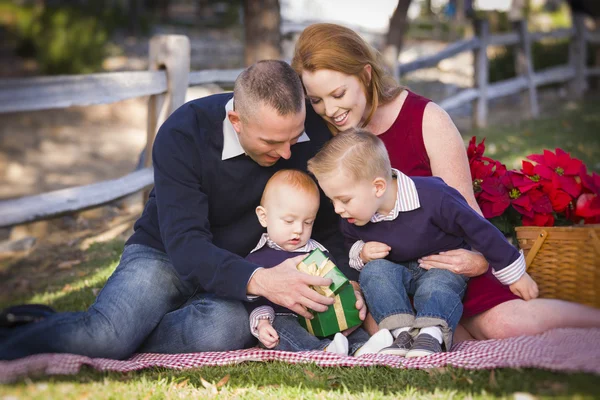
250,233,328,254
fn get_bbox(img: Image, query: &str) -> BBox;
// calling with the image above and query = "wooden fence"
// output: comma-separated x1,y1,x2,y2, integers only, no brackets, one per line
0,13,598,229
399,14,600,127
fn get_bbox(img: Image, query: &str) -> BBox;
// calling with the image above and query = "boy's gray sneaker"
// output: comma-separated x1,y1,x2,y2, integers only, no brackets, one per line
378,331,413,357
405,333,443,358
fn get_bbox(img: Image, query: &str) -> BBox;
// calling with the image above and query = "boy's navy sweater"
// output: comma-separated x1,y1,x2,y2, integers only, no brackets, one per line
244,246,334,315
126,92,352,301
342,177,521,273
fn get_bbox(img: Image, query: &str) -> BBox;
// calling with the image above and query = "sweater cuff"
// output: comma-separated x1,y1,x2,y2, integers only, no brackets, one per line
492,250,526,285
349,240,366,271
245,267,263,301
249,306,275,338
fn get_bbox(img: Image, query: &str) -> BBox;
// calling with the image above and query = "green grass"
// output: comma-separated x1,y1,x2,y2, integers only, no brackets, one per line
467,96,600,172
2,97,600,398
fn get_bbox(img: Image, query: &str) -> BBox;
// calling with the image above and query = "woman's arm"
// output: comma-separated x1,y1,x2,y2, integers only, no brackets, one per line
422,102,482,216
418,102,488,277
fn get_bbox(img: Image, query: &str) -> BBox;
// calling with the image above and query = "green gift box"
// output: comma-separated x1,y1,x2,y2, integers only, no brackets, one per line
297,248,347,296
296,249,362,337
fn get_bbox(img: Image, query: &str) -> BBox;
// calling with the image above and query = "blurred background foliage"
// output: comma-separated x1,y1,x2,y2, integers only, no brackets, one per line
0,0,131,74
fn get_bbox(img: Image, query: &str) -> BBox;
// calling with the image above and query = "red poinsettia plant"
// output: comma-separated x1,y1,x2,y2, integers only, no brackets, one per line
468,137,600,235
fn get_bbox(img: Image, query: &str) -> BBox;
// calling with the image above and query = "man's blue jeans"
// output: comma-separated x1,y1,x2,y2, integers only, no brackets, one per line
359,259,467,349
272,315,370,355
0,244,255,360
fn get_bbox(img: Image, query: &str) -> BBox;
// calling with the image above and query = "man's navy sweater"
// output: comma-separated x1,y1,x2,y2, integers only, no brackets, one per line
126,92,351,301
342,177,521,274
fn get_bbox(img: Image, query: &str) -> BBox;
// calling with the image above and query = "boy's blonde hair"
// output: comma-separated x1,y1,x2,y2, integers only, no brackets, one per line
307,128,392,182
261,169,320,206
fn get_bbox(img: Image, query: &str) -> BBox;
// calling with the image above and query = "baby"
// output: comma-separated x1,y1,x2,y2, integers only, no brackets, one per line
245,169,393,355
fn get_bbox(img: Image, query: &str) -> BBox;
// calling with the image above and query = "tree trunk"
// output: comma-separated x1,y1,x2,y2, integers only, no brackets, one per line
243,0,281,66
383,0,412,81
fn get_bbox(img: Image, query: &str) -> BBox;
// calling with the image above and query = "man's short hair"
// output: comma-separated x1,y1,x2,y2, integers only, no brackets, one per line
261,169,320,206
234,60,305,121
307,128,392,182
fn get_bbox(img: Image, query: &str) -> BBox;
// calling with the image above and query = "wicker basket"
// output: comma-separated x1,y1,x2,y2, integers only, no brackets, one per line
515,225,600,308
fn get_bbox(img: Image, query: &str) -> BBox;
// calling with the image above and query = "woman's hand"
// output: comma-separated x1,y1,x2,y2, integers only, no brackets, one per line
418,248,488,277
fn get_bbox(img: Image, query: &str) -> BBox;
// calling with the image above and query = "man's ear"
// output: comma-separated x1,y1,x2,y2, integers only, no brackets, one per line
255,206,268,228
228,110,242,134
373,177,387,198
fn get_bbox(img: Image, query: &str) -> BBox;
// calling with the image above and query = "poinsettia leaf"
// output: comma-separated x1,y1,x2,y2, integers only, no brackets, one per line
543,149,557,167
526,153,546,164
557,175,582,198
533,164,553,180
521,160,535,175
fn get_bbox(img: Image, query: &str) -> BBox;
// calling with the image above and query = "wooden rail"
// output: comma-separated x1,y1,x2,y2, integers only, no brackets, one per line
399,13,598,128
0,12,598,228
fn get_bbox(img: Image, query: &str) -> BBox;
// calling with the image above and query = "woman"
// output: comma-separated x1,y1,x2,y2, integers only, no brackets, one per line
292,23,600,341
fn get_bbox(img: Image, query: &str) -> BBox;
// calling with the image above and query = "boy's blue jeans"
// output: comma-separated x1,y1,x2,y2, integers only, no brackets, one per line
0,244,255,360
359,259,467,350
272,314,370,355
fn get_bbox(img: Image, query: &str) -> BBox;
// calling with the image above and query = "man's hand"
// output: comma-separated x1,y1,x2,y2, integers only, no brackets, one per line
360,241,391,263
509,272,539,301
257,319,279,348
247,255,334,319
418,249,488,277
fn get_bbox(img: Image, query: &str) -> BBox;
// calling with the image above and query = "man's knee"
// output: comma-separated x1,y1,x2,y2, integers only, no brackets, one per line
200,298,254,350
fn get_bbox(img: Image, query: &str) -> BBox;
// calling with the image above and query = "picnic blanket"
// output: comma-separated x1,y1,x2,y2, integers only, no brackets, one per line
1,328,599,383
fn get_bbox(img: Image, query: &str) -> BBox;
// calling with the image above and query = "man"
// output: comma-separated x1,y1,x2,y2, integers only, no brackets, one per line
0,60,360,360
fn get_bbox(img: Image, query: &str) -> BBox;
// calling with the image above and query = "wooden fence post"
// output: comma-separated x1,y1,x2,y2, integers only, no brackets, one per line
472,19,490,128
145,35,191,169
569,12,587,99
514,19,539,118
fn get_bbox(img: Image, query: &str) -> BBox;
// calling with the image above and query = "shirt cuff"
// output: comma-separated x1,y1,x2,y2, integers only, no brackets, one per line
349,240,366,271
249,305,275,338
246,267,264,301
492,250,526,285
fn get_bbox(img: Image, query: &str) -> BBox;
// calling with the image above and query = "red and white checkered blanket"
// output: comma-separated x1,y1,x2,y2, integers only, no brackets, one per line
2,328,599,383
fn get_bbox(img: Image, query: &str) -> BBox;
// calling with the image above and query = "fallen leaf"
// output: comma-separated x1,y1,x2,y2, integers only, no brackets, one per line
489,370,497,388
200,376,213,389
62,284,72,292
58,259,82,269
304,369,316,379
216,374,230,388
174,378,189,389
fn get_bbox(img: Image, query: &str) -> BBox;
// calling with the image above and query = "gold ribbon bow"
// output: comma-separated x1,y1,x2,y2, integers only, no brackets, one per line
297,258,337,298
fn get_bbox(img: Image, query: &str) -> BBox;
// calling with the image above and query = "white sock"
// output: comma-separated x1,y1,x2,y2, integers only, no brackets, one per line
325,333,349,355
391,326,411,339
353,329,394,356
420,326,443,344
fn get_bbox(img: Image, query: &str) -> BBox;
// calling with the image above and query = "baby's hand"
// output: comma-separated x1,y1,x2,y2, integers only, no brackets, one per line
360,241,391,263
257,319,279,349
509,272,539,301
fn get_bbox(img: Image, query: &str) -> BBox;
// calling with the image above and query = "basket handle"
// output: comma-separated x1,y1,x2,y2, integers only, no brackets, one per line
524,229,548,268
590,229,600,255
